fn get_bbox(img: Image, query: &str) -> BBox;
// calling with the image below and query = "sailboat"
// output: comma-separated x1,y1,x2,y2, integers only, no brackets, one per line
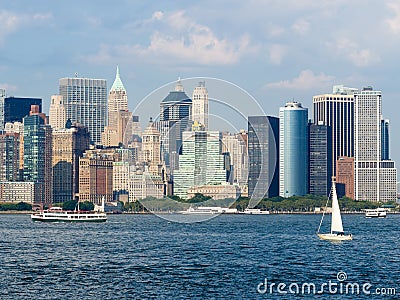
317,177,352,241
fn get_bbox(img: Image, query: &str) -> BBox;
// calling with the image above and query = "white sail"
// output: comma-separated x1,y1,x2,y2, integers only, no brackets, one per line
330,182,344,233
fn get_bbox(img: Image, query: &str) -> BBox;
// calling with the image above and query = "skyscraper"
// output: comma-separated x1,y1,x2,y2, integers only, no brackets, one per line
23,106,52,203
381,119,390,161
59,76,107,144
142,118,161,175
2,96,42,127
279,102,308,197
354,87,397,202
52,124,90,203
313,85,356,176
173,130,227,199
247,116,279,199
49,95,66,129
309,123,332,196
79,148,115,205
0,132,20,181
0,89,5,131
108,66,128,128
192,81,209,130
159,80,192,154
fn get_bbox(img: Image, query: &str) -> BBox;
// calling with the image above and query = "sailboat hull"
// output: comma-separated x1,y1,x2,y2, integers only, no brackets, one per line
318,233,352,241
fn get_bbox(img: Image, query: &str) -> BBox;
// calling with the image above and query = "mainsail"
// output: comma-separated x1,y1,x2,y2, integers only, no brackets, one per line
330,181,344,233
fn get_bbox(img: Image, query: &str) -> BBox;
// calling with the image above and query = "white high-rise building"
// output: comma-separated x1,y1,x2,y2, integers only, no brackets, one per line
59,76,107,144
0,89,6,131
354,87,397,202
192,81,209,130
49,95,66,129
313,85,357,177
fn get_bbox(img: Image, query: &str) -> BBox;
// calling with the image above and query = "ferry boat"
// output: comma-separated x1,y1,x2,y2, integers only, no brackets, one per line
31,200,107,223
180,206,238,214
365,208,387,218
241,208,270,215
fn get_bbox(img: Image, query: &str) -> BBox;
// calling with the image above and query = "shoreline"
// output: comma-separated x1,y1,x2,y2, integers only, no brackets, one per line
1,211,399,215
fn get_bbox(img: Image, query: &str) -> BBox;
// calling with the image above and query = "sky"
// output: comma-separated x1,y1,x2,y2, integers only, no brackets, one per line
1,0,400,167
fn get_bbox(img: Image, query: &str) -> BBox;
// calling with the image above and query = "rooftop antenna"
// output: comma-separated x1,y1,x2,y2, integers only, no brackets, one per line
74,72,78,78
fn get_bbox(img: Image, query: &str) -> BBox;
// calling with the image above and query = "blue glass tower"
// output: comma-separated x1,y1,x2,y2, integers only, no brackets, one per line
279,102,308,197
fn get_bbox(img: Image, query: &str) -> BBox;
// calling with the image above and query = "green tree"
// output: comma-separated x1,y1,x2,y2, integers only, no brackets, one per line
63,200,78,211
79,201,94,211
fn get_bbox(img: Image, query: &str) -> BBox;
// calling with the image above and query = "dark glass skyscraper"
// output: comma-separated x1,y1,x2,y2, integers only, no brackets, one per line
2,97,42,127
309,123,332,196
159,80,192,157
381,119,389,160
248,116,279,200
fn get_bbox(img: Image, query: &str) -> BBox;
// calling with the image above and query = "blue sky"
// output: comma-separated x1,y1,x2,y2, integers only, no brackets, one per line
1,1,400,165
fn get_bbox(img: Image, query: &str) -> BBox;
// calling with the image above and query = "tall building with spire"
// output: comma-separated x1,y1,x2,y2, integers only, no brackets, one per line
108,66,128,128
102,67,132,147
59,76,107,144
192,81,209,130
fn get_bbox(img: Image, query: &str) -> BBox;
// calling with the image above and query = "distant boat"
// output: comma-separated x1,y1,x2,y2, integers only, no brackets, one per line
31,198,107,223
241,208,270,215
365,208,387,218
317,178,352,241
179,206,238,215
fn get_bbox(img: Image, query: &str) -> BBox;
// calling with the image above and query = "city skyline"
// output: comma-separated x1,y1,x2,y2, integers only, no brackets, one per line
1,1,400,166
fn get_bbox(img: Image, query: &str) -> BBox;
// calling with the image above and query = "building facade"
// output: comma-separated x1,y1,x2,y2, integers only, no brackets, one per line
309,123,332,196
78,149,115,205
159,80,192,154
52,124,90,203
248,116,279,200
59,77,107,144
279,102,308,197
23,109,52,204
336,156,354,199
0,132,20,182
192,81,209,130
173,130,227,199
313,85,355,176
2,96,42,127
49,95,66,129
354,87,397,202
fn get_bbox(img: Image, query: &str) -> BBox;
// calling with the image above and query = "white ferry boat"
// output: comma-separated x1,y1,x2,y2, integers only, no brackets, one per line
180,206,238,215
242,208,270,215
365,208,387,218
31,206,107,223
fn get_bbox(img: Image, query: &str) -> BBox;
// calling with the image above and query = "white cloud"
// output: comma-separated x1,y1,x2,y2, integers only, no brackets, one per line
292,19,310,35
386,2,400,34
87,10,255,66
0,10,52,45
268,44,287,64
0,11,21,42
331,38,380,67
265,69,335,90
